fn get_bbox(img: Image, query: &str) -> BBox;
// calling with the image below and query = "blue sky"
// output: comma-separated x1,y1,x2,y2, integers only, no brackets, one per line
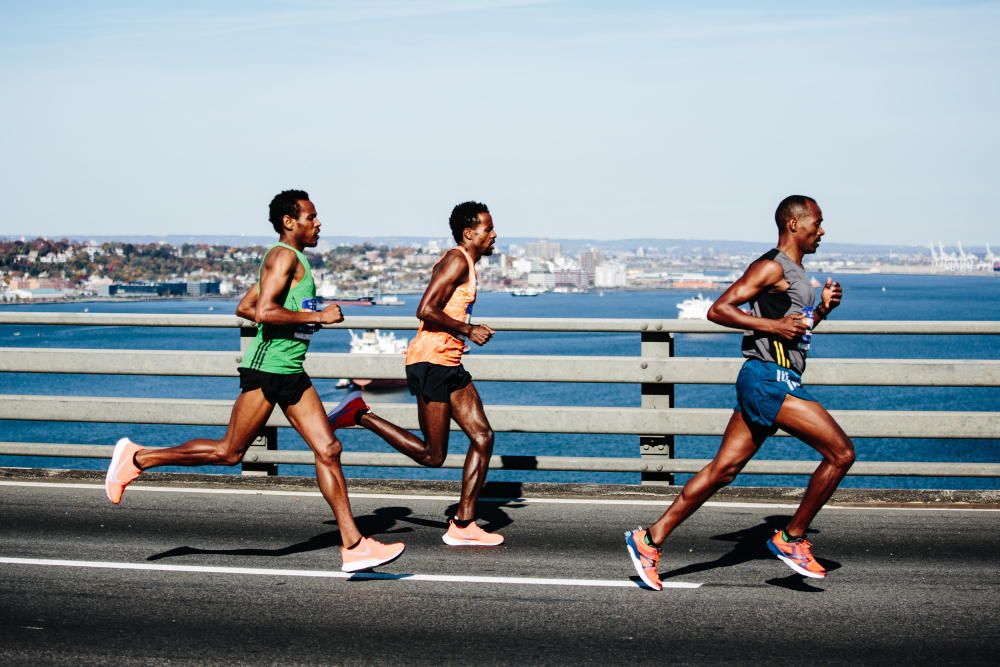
2,1,997,245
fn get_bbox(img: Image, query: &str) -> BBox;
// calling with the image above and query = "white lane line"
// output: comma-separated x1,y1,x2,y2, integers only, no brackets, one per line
2,480,998,512
0,556,699,590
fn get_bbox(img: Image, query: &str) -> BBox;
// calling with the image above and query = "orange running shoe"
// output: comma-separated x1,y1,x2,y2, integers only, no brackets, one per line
442,519,504,546
327,390,369,431
341,536,406,572
105,437,143,504
767,530,827,579
624,527,663,591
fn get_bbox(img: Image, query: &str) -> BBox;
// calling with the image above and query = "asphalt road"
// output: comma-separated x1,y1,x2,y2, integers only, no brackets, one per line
1,478,997,666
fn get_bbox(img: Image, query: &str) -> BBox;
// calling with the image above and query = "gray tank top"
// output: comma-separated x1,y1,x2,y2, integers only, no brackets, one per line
741,248,815,374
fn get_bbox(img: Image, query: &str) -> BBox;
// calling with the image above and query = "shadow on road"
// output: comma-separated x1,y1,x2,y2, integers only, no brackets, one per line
662,514,840,590
145,506,417,561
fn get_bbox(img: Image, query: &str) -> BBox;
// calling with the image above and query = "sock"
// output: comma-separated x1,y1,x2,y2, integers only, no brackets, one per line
355,408,370,426
782,529,803,543
643,532,660,549
452,517,473,528
346,537,363,550
132,451,145,471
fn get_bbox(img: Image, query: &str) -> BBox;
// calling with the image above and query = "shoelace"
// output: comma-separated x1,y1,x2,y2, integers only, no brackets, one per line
790,539,815,558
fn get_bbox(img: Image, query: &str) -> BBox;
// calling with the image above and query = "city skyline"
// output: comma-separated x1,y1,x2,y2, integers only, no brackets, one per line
2,1,998,245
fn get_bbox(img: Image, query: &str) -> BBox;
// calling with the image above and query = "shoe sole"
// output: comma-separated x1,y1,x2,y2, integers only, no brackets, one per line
341,545,405,573
105,437,133,504
327,390,364,416
624,531,663,591
442,534,504,547
327,390,365,427
767,540,826,579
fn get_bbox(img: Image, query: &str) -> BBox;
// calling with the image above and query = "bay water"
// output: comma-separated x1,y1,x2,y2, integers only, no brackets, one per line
1,273,997,490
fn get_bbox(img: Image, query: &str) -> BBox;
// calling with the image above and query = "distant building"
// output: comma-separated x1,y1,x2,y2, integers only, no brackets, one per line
579,248,601,279
552,268,591,289
186,280,221,296
595,262,627,288
109,282,187,297
527,272,556,289
526,240,562,260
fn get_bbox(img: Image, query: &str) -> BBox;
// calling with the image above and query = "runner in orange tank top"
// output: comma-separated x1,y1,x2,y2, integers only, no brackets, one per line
326,201,504,547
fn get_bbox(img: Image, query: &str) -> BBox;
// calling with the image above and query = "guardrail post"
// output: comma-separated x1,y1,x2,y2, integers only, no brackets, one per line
640,329,674,486
239,322,277,476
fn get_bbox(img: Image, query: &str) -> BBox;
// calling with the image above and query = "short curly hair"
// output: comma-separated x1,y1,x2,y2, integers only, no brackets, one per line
774,195,816,231
449,201,490,244
269,189,310,233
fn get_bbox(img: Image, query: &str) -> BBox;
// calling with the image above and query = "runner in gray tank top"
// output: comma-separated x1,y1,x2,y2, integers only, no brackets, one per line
624,195,855,590
742,248,815,375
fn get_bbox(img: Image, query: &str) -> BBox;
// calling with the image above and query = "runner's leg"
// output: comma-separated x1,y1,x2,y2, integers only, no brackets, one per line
647,411,771,545
359,397,452,467
283,386,362,548
773,395,855,537
448,382,494,522
135,389,274,469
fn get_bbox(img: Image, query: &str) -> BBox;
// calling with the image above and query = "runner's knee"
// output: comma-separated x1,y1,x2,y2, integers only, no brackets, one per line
213,441,245,466
709,459,743,487
828,442,856,470
469,428,494,454
312,438,343,465
422,450,446,468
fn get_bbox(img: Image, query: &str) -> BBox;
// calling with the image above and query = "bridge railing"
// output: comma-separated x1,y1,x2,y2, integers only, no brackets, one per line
1,312,998,484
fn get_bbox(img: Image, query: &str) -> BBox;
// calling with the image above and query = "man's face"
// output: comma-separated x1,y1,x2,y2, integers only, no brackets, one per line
468,212,497,256
793,201,824,254
287,199,321,247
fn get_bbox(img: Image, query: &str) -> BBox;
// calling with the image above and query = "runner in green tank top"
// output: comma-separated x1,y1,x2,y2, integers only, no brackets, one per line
241,241,317,374
104,190,406,573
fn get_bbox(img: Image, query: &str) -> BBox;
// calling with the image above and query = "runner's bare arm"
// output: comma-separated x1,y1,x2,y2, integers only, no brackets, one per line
235,285,258,321
415,250,494,345
255,248,343,326
707,259,808,341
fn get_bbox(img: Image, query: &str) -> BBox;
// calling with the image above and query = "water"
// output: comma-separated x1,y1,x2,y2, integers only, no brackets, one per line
1,273,998,489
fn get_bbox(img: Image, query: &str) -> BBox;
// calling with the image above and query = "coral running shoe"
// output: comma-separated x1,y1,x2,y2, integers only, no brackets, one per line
624,527,663,591
105,437,143,504
442,520,504,546
767,530,827,579
327,390,369,431
341,536,406,573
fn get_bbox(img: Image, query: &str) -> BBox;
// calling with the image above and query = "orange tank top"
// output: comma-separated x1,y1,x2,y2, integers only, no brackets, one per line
404,247,477,367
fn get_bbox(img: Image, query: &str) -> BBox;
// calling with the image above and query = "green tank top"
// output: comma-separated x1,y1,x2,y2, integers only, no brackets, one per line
240,242,318,374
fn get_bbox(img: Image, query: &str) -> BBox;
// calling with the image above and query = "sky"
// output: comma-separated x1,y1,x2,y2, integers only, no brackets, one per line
1,0,998,246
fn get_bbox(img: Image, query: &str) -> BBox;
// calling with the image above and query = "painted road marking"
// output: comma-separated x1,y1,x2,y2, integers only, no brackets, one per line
0,556,699,590
1,480,997,512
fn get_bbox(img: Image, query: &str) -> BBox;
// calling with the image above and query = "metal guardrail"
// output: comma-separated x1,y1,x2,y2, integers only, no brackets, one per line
1,312,998,482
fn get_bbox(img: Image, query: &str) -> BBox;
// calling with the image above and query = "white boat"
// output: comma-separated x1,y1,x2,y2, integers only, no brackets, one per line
511,288,543,297
677,294,712,320
374,294,406,306
336,329,409,390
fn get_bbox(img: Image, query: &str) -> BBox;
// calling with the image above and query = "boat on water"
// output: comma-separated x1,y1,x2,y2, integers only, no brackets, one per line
374,294,406,306
320,295,374,306
676,294,712,320
511,288,543,297
336,329,409,390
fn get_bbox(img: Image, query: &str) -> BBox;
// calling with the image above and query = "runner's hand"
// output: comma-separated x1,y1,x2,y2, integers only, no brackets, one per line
319,304,344,325
821,277,842,312
468,324,495,346
771,314,808,341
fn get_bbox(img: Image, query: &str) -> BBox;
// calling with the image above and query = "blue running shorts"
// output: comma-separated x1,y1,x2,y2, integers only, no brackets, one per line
735,359,817,429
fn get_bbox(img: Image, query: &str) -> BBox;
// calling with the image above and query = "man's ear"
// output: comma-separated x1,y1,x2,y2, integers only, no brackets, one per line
283,215,295,232
787,217,798,232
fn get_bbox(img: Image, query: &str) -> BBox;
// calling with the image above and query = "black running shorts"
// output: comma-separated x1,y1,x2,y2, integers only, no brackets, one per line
238,368,312,408
405,362,473,403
